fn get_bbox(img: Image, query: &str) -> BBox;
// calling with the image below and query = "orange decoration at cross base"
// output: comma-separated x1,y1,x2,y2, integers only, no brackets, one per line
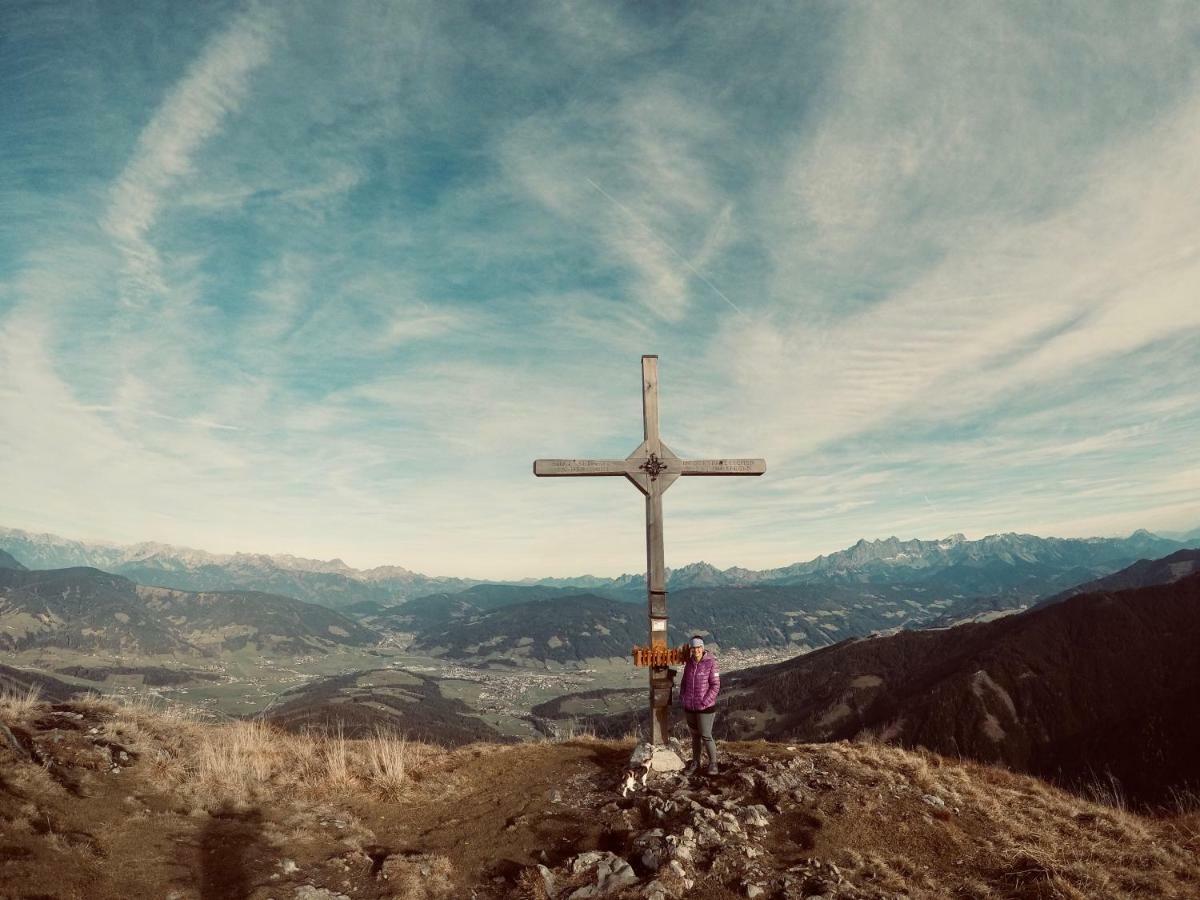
631,645,688,667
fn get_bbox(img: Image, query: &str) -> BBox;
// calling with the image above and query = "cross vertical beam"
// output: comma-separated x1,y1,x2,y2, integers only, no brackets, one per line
533,355,765,747
641,357,671,744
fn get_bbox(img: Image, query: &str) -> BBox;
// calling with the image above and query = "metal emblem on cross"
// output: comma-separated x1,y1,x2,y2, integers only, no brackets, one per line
533,355,765,746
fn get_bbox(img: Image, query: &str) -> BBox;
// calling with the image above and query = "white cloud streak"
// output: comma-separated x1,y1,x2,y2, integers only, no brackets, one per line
5,2,1200,577
103,5,277,305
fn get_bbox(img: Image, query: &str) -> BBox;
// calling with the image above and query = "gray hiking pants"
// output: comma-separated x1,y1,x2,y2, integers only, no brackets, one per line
685,709,717,766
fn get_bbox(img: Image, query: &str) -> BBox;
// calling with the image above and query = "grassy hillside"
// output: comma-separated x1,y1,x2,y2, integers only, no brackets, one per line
0,566,378,656
262,667,506,745
2,690,1198,898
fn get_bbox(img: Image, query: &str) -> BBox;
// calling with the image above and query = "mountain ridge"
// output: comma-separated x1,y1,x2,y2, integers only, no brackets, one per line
1,524,1185,610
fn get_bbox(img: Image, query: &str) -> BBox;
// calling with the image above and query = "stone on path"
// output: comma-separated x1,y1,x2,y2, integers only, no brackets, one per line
650,746,684,772
536,863,557,897
566,851,639,898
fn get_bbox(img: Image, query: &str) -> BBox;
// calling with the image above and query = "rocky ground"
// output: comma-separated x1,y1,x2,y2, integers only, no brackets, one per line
2,695,1199,899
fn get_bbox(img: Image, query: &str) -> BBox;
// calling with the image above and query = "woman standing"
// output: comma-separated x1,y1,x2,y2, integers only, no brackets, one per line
679,635,720,775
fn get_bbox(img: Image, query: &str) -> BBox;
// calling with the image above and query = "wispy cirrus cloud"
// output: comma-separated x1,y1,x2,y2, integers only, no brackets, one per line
500,79,742,323
103,5,278,306
3,1,1199,577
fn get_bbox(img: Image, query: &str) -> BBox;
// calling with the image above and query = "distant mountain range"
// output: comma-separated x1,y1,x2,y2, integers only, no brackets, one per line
0,526,476,610
2,525,1195,665
2,524,1190,613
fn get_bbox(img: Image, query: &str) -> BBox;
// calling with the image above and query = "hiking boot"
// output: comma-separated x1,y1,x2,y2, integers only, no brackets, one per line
706,762,720,776
683,760,701,776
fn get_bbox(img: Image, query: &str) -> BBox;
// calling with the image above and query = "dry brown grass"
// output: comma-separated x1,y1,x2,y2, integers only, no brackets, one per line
804,739,1200,899
6,690,444,809
363,727,414,799
169,716,443,806
0,682,43,720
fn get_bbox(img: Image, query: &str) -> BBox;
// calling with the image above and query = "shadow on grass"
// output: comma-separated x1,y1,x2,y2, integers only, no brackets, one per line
199,805,265,900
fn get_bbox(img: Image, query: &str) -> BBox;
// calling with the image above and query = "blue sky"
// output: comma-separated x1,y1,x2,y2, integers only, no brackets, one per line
2,1,1198,578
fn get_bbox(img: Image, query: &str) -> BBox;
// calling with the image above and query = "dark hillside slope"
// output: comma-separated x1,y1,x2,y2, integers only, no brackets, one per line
138,585,379,653
263,668,503,745
0,567,189,654
0,663,78,701
1036,547,1200,608
368,583,621,633
0,548,27,570
717,573,1200,807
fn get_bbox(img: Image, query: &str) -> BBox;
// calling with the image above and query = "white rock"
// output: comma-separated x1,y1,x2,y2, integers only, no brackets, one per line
596,857,638,895
650,747,685,772
745,885,765,899
742,806,771,828
571,851,606,874
537,863,556,897
280,859,299,875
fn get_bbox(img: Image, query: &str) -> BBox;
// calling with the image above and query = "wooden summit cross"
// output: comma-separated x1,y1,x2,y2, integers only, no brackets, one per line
533,355,765,746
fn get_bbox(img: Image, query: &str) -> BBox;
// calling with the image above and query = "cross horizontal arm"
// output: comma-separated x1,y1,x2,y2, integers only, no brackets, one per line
535,456,766,479
534,459,630,476
678,458,766,476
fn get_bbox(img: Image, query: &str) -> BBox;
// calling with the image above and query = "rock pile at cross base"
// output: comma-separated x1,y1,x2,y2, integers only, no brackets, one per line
1,700,1199,899
529,748,848,899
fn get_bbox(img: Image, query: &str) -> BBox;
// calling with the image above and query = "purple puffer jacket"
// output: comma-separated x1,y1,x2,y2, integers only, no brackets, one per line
679,652,720,712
